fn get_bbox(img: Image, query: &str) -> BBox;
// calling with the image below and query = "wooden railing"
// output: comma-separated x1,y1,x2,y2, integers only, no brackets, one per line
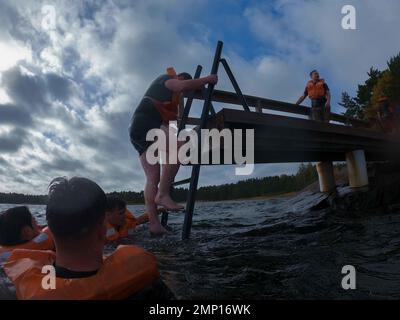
184,89,369,128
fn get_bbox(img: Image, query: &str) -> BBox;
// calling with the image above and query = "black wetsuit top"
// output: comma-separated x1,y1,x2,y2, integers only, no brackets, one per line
54,264,98,279
129,74,173,155
143,74,174,102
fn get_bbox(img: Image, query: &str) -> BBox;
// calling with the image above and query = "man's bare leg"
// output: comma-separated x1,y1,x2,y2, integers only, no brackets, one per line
139,152,167,235
156,162,184,211
155,124,184,211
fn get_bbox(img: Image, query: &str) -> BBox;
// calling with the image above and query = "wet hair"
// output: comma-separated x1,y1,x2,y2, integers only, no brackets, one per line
310,70,318,77
178,72,192,80
46,177,107,239
106,195,126,211
0,206,33,246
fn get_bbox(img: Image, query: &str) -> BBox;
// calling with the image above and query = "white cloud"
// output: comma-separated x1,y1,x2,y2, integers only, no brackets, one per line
0,41,32,72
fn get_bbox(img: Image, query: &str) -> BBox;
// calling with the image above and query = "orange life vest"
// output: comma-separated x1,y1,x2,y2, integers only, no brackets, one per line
307,79,326,99
0,227,55,265
106,209,138,242
147,67,181,125
3,245,160,300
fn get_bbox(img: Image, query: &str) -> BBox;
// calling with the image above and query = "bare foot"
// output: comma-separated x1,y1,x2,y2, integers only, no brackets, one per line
149,222,168,236
155,194,184,211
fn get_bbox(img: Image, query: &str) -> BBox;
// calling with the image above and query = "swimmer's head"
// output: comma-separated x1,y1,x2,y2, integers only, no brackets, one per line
46,177,107,245
106,196,127,228
0,206,40,246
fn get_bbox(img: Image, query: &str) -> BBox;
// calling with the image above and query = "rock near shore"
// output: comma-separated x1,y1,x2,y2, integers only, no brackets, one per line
328,162,400,216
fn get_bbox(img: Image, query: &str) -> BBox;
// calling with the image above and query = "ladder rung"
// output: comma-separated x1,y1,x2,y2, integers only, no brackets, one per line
172,178,192,187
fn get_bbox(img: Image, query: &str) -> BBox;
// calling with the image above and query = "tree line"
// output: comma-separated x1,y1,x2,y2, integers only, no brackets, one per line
340,52,400,121
0,163,319,205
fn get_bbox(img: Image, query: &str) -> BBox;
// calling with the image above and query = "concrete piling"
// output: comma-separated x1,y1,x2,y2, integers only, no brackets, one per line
346,150,369,188
317,161,336,192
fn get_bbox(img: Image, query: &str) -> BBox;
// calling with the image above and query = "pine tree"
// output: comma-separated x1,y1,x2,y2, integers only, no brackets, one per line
339,53,400,121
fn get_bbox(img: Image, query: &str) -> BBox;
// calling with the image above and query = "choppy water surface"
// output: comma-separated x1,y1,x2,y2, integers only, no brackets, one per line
2,191,400,299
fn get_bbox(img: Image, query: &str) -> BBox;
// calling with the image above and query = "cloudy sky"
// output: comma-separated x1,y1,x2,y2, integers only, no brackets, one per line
0,0,399,194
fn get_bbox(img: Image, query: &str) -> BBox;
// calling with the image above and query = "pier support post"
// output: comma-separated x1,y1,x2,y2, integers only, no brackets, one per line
255,99,263,113
346,150,369,188
316,161,336,193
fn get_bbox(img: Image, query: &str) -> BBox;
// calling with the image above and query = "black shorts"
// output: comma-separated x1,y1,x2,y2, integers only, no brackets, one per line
310,98,328,122
311,98,326,108
129,99,162,155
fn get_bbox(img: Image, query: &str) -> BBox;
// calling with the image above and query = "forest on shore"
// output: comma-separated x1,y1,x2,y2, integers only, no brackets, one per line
0,163,318,205
340,52,400,121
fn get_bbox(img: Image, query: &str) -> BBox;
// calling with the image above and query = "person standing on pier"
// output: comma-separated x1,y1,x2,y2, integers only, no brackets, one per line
295,70,331,122
129,67,218,235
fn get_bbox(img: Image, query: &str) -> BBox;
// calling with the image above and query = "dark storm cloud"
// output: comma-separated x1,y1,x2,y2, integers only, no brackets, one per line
41,157,86,173
77,111,132,157
89,159,144,192
0,1,19,40
0,156,8,166
45,73,75,102
99,111,132,157
0,65,87,168
2,67,75,109
0,127,28,152
1,66,48,112
2,66,74,113
0,103,32,126
1,65,86,136
13,175,27,184
80,134,100,148
62,47,84,77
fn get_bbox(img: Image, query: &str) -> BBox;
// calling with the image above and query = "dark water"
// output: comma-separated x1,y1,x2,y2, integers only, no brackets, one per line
2,191,400,299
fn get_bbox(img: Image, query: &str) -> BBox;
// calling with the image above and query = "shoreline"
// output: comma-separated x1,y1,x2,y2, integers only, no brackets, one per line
193,191,300,203
0,191,301,207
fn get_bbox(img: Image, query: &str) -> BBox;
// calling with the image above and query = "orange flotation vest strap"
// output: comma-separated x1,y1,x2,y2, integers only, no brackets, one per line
3,245,160,300
146,67,181,125
0,227,55,265
307,79,326,99
106,209,138,242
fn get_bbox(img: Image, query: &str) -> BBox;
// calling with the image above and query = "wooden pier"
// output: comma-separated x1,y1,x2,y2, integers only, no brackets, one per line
164,41,400,239
184,90,400,164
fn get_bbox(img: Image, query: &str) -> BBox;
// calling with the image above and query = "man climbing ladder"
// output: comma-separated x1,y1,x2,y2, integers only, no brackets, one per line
128,67,217,235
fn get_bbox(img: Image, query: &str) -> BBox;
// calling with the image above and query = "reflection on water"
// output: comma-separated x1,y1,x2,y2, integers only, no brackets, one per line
2,191,400,299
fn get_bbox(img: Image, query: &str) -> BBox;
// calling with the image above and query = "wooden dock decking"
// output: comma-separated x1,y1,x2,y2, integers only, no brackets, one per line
183,90,400,164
